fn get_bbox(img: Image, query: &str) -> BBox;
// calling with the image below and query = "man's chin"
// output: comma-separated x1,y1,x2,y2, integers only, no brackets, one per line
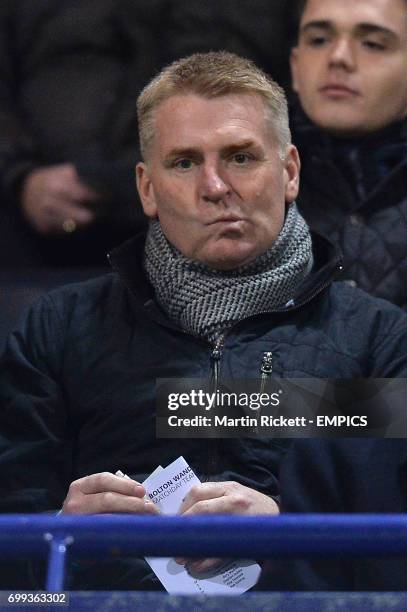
197,246,261,271
312,110,373,139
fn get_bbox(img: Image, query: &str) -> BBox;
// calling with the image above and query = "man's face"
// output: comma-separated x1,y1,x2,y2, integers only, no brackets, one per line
136,93,299,270
291,0,407,135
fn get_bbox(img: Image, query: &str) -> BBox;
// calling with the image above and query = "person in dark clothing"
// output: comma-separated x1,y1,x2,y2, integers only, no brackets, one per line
288,0,407,309
1,51,407,589
258,439,407,591
0,0,165,266
256,1,407,590
166,0,290,88
0,0,289,267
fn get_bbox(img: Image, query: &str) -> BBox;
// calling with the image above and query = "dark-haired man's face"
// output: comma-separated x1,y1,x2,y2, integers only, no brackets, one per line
291,0,407,135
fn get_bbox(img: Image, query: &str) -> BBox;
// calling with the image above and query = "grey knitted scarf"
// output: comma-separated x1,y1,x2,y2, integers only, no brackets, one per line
144,203,313,343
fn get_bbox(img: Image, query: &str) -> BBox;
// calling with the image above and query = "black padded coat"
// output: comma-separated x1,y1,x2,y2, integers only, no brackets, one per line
292,107,407,311
1,232,407,513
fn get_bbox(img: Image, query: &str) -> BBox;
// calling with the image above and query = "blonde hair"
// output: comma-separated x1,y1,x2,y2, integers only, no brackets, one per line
137,51,291,160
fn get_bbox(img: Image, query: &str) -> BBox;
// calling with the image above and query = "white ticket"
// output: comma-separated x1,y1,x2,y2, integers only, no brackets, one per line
142,456,261,595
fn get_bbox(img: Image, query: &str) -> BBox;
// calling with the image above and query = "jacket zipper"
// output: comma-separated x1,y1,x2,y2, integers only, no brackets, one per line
259,351,273,393
211,336,224,393
206,336,224,474
203,255,340,468
249,351,274,434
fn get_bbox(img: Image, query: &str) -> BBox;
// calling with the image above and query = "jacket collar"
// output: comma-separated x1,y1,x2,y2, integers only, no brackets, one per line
290,95,407,207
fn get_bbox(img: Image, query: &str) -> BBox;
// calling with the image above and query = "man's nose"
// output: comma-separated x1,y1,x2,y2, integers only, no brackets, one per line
199,164,230,203
328,37,356,71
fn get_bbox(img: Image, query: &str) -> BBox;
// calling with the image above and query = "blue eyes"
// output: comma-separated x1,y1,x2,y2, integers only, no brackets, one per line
174,159,193,170
232,153,251,164
172,153,252,170
362,40,386,50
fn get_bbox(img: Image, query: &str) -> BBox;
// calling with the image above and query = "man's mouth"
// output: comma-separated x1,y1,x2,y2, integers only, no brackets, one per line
320,84,360,98
207,216,245,225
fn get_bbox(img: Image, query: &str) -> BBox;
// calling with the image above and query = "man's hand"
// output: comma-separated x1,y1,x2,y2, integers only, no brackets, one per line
175,481,279,574
62,472,158,515
20,164,102,235
179,481,279,516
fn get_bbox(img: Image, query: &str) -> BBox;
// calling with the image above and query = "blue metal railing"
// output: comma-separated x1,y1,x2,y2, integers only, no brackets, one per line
1,514,407,591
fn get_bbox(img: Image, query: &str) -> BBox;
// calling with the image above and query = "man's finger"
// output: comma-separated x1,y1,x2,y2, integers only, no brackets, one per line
182,494,248,516
81,492,158,514
40,199,96,232
174,557,226,574
185,558,226,575
62,181,102,204
179,482,227,514
71,472,145,497
62,204,96,226
57,170,102,203
50,164,102,203
64,491,158,515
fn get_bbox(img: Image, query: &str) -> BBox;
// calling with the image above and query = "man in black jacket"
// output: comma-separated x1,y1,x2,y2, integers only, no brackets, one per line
0,0,165,265
288,0,407,309
0,0,289,267
1,51,407,589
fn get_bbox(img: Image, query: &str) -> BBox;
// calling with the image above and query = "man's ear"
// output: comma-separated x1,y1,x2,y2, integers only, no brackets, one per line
135,162,158,219
283,144,301,203
290,47,299,93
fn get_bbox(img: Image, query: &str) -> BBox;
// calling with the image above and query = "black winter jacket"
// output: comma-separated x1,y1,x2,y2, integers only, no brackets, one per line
0,0,162,224
1,232,407,515
292,105,407,310
258,439,407,591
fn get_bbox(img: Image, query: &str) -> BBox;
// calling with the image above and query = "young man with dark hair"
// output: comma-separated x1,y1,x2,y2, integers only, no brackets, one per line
258,2,407,589
289,0,407,309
